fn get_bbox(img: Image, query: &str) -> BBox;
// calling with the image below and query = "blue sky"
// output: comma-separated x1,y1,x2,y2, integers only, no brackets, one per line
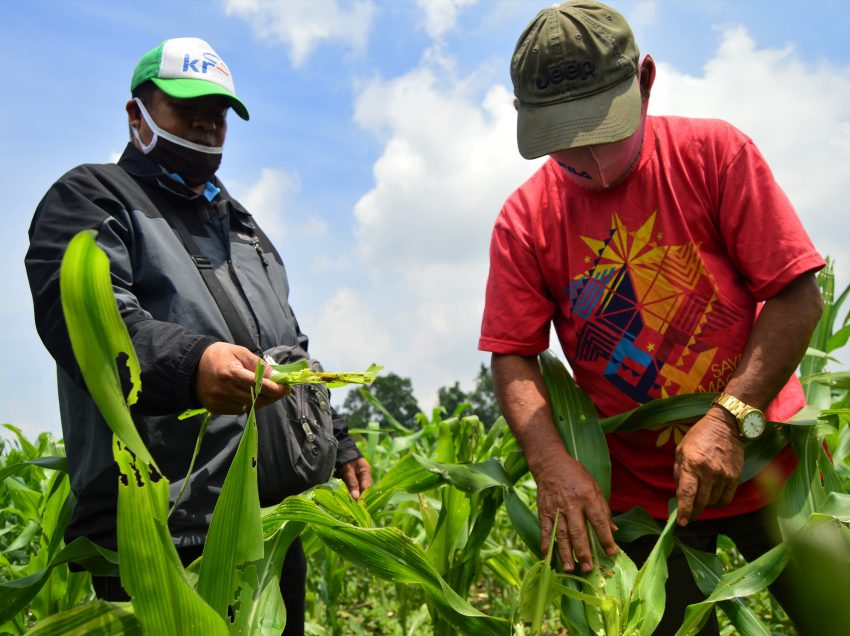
3,0,850,440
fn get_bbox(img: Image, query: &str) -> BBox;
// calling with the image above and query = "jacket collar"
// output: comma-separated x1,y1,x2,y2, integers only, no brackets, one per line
117,142,253,221
117,142,229,202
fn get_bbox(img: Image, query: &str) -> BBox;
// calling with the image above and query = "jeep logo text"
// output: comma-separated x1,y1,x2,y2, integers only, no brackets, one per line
536,59,595,89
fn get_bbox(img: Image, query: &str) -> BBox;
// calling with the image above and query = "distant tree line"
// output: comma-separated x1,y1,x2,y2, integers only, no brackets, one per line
340,364,501,430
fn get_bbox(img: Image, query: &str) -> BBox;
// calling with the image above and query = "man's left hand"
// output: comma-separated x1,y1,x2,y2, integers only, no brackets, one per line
336,457,372,501
674,407,744,526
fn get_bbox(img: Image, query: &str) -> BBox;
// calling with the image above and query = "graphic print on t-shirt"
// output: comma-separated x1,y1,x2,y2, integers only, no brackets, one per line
568,212,740,444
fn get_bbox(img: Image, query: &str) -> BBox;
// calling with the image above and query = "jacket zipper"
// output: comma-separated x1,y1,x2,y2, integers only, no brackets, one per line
250,236,269,267
298,388,315,443
250,235,295,322
208,199,264,353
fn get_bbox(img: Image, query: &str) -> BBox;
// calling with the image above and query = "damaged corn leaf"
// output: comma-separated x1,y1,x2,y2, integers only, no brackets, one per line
114,438,227,635
60,230,156,469
269,362,383,388
196,363,264,622
179,363,383,420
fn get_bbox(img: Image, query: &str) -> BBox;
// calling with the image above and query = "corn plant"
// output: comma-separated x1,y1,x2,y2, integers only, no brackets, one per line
4,229,850,634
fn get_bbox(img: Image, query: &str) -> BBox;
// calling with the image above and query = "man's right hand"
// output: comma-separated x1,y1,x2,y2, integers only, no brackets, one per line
194,342,289,414
491,353,617,572
534,448,618,572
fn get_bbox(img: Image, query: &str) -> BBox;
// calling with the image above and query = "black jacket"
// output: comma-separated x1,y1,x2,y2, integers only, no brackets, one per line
25,143,360,549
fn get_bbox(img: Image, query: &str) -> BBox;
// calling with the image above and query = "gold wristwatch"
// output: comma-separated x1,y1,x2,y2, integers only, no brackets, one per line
712,393,766,440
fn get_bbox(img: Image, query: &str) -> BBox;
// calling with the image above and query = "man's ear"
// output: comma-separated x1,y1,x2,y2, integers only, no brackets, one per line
639,54,656,100
126,98,142,130
513,96,520,112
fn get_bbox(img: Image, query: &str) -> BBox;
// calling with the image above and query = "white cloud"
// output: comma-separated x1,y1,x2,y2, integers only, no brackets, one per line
320,23,850,410
321,61,541,407
312,287,394,370
416,0,478,40
224,0,376,67
649,25,850,280
228,167,328,241
624,0,660,33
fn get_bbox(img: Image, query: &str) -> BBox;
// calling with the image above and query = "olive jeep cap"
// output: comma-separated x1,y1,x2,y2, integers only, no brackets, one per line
511,1,640,159
130,37,249,120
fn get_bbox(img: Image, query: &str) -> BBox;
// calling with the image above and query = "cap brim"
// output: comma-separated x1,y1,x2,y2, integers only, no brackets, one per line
516,75,640,159
152,77,250,121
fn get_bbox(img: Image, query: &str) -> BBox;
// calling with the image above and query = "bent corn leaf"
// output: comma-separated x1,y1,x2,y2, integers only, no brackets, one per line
675,543,790,636
114,439,227,635
265,496,511,636
60,230,156,469
678,543,769,636
26,600,141,636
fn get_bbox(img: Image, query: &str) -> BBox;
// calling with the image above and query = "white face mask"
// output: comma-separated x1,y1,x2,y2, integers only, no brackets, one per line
552,101,648,190
131,98,223,156
131,98,224,187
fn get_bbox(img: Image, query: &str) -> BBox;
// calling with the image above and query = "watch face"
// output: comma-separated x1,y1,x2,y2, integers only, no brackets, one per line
741,411,765,439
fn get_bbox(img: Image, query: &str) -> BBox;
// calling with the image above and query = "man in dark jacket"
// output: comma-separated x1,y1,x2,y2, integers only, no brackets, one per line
25,37,370,634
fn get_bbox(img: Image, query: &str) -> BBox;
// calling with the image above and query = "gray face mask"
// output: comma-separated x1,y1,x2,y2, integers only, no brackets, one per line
131,98,224,187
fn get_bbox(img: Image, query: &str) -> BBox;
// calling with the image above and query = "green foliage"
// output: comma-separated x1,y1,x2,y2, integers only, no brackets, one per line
342,373,422,429
437,364,501,426
3,233,850,636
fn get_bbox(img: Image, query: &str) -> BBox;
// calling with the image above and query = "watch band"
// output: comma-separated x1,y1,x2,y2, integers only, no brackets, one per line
712,393,750,420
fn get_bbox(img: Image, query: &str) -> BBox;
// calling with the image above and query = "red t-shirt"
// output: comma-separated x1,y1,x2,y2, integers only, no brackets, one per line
480,116,825,519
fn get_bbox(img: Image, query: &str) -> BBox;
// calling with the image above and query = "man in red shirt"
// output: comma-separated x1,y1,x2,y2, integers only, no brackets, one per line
480,2,824,632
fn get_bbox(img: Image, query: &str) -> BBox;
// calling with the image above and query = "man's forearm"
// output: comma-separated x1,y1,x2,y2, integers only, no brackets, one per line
491,352,618,568
491,353,573,474
720,272,823,411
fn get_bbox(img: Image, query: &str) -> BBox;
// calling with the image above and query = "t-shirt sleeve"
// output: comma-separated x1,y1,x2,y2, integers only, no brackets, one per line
716,136,825,299
479,200,554,356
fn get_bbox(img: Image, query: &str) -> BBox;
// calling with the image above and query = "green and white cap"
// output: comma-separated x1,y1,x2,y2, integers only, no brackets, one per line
511,1,640,158
130,37,249,120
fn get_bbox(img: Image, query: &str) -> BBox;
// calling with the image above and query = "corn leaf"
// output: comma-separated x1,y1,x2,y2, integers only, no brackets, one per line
519,516,604,635
26,600,141,635
0,535,120,624
503,487,540,557
266,496,511,635
361,454,442,515
739,424,792,482
538,350,611,498
269,363,383,388
197,364,265,621
427,481,470,576
0,475,82,624
777,426,826,539
600,393,716,433
229,523,305,635
674,543,790,636
59,230,155,470
357,387,411,434
0,456,67,482
624,511,678,636
581,533,636,635
114,438,227,635
413,456,512,493
820,491,850,520
311,483,373,528
612,506,661,543
678,543,770,636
